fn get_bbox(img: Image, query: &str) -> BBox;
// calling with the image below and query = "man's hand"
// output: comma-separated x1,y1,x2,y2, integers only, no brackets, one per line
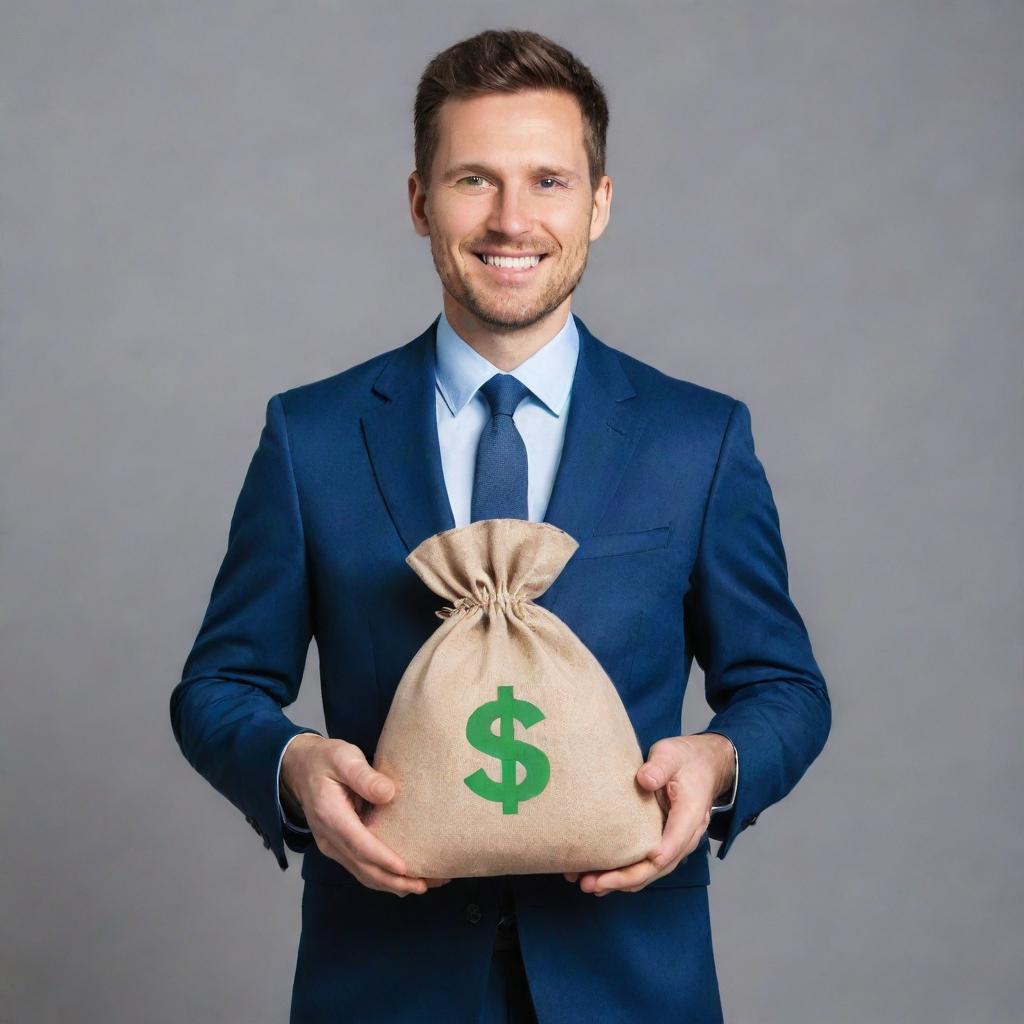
281,733,452,897
563,733,736,895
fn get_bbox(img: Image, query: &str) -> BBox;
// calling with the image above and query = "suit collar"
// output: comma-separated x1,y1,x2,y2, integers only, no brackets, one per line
361,313,644,589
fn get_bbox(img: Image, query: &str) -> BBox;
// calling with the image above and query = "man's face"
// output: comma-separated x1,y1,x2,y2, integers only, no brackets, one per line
409,89,611,333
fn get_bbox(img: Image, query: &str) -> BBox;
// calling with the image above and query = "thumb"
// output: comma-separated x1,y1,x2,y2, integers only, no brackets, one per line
366,772,395,803
341,747,396,804
637,741,682,789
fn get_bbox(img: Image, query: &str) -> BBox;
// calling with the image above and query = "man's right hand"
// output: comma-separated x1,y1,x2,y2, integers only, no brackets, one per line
281,733,451,897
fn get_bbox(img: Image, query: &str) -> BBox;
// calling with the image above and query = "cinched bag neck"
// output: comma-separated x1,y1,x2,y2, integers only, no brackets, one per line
406,518,579,606
435,586,527,620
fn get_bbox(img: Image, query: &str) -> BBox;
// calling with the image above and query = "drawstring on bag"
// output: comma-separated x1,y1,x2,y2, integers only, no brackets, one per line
435,589,526,619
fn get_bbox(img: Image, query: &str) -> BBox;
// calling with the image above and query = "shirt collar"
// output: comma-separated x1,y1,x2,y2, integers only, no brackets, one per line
434,308,580,418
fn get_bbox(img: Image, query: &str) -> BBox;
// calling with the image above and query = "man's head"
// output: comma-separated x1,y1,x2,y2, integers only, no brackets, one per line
409,29,612,342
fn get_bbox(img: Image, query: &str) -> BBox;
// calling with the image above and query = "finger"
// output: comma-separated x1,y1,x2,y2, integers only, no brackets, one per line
335,743,396,805
637,738,685,790
583,858,660,895
329,847,449,896
578,859,645,891
576,869,604,889
564,872,579,883
322,791,409,876
350,858,429,897
623,854,687,893
653,784,670,818
647,791,703,868
687,811,712,853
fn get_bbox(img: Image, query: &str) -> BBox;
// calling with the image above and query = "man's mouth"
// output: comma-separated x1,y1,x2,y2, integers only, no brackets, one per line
471,251,549,274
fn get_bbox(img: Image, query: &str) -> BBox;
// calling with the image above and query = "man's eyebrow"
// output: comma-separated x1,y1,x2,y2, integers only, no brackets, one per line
442,162,580,182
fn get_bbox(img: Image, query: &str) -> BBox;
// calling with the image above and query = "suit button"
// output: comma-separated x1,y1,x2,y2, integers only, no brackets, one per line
262,836,271,849
465,903,482,924
747,814,759,826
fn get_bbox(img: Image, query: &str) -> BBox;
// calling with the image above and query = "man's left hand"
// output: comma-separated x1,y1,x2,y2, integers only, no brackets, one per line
563,733,735,895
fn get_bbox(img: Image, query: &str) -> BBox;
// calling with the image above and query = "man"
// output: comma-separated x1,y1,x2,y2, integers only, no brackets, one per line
170,28,831,1024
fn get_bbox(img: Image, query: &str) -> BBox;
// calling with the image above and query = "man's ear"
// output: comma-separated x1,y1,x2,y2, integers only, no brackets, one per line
589,174,613,242
408,171,430,237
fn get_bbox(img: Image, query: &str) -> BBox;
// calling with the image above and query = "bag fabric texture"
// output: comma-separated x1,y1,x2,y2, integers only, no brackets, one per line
363,518,665,878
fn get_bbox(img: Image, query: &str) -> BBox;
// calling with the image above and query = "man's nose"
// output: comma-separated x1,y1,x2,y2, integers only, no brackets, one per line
487,188,533,238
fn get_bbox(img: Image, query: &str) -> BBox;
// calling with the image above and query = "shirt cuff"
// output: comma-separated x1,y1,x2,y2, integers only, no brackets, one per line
706,732,739,814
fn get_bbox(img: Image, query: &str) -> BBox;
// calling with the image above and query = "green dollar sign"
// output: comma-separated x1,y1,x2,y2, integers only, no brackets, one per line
464,685,550,814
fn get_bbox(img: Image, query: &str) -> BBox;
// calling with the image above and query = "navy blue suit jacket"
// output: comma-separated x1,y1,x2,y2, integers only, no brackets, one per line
170,313,831,1022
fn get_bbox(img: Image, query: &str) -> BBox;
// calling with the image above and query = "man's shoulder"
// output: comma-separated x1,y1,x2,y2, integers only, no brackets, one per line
268,322,743,436
600,336,740,427
271,334,416,424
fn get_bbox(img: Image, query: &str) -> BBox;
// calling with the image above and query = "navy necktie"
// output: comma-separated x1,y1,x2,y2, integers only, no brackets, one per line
471,372,533,523
470,372,532,945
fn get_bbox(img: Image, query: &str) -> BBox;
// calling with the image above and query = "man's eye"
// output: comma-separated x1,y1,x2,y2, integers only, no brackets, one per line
457,176,565,189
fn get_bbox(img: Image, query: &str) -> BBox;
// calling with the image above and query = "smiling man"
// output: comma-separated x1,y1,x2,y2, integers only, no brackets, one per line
416,86,602,364
171,27,831,1024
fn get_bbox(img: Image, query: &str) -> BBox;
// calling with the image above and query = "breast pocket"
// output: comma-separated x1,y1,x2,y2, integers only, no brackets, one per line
550,521,675,696
573,524,672,560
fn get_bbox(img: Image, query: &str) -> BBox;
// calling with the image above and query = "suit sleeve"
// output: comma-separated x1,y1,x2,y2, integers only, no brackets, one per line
685,399,831,860
170,393,321,871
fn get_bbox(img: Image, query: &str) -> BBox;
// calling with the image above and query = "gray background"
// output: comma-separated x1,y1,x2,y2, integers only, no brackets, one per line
2,2,1021,1022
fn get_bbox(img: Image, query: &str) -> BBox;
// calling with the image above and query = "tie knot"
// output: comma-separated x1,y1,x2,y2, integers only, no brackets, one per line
478,373,532,418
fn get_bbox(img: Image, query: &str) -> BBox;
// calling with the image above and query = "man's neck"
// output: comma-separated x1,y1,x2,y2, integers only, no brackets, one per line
442,296,572,371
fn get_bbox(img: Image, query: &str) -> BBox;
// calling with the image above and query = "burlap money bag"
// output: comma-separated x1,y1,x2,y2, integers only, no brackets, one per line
363,517,665,878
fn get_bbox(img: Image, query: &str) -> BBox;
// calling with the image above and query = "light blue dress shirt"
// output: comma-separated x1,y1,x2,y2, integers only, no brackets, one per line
276,309,738,837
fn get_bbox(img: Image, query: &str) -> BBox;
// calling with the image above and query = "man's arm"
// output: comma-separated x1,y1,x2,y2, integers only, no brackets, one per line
684,399,831,860
169,393,320,871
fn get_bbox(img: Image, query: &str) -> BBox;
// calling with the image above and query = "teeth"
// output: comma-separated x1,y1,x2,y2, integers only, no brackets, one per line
480,254,542,269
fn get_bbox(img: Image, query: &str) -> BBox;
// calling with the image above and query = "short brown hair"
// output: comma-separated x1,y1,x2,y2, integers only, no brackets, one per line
414,28,610,193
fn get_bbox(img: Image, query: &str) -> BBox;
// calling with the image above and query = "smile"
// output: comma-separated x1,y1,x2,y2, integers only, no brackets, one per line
472,252,549,282
475,252,546,269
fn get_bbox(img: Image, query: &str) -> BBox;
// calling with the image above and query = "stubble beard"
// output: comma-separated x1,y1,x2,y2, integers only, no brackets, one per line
430,230,590,333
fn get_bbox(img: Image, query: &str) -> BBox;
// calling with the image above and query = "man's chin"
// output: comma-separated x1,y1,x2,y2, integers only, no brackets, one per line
452,284,571,332
463,302,553,332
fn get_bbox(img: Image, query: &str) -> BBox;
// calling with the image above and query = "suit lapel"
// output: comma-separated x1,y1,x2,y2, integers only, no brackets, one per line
360,313,646,573
540,313,642,539
360,315,457,554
